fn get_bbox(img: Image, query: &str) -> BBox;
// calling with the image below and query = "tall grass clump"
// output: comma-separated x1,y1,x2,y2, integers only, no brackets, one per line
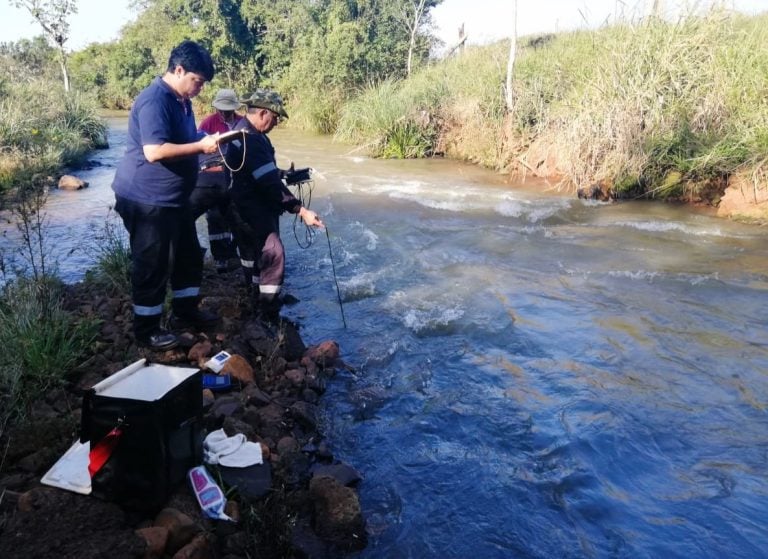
0,79,107,194
518,9,768,197
84,209,131,293
335,46,507,163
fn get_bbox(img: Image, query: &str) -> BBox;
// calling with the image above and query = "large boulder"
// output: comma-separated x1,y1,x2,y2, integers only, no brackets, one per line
309,475,367,550
58,174,88,190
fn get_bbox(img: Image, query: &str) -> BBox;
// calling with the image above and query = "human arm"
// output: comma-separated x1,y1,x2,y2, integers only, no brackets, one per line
138,99,220,162
143,135,220,162
297,206,324,228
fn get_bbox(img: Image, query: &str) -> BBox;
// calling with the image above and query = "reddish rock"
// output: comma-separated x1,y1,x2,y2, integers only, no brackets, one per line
172,533,214,559
188,340,213,366
304,340,340,366
284,368,305,386
221,354,255,384
154,508,201,556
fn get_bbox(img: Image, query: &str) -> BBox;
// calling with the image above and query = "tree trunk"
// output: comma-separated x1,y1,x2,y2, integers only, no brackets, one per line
406,0,427,77
505,0,518,112
57,47,70,92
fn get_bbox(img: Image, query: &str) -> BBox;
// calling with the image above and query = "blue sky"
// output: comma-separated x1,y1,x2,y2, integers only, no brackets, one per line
0,0,766,52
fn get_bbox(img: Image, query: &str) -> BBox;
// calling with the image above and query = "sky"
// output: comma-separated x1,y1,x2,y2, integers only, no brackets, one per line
0,0,766,52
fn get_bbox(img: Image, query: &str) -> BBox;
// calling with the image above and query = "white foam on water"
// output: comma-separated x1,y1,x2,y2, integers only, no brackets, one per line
340,272,378,301
613,220,724,237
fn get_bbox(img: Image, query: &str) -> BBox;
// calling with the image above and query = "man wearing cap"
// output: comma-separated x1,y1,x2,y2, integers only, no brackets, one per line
190,88,242,273
224,88,323,321
112,40,222,351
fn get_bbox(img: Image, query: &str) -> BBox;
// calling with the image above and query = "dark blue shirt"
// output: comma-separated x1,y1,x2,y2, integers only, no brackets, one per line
225,118,300,216
112,77,199,207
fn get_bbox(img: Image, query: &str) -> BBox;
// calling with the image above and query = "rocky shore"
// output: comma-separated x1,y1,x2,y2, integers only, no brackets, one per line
0,267,367,558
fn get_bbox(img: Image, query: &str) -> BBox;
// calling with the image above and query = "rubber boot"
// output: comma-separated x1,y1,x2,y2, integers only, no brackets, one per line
134,314,178,351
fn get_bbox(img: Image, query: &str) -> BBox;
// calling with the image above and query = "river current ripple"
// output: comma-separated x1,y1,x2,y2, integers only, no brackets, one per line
5,118,767,558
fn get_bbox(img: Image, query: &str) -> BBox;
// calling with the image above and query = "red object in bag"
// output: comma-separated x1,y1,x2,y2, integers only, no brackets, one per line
88,427,123,478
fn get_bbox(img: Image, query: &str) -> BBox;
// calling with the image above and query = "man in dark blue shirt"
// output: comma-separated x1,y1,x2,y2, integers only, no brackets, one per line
225,89,323,322
112,40,222,351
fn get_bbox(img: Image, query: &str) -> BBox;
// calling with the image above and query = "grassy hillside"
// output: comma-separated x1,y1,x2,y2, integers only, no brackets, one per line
334,10,768,201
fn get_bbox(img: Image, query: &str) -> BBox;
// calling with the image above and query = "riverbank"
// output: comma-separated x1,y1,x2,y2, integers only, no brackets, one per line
331,10,768,223
0,265,367,558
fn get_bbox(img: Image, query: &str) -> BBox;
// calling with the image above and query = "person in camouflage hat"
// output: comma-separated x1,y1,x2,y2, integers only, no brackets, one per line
224,88,323,321
239,89,290,120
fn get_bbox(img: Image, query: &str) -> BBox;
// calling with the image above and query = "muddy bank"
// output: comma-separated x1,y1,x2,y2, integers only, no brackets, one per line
0,267,366,558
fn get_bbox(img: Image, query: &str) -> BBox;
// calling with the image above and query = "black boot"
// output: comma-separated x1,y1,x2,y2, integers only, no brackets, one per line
170,297,220,329
134,314,178,351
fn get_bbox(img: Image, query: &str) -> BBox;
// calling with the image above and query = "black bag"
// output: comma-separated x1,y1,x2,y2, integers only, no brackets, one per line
80,360,203,512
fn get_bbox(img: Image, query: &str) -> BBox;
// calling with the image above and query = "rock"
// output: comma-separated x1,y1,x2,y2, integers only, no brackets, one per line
302,388,319,404
290,517,331,558
17,447,58,474
284,368,305,386
221,354,254,384
577,182,612,201
290,401,319,430
209,396,244,419
177,332,198,348
219,462,272,501
135,526,169,559
172,533,213,559
310,463,363,487
222,416,257,440
154,507,202,556
309,476,366,550
304,341,340,367
57,174,88,190
188,340,213,366
243,384,272,407
277,436,299,456
202,388,216,408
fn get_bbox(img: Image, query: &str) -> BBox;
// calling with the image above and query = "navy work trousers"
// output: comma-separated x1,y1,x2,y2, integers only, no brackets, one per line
189,169,236,265
115,195,202,336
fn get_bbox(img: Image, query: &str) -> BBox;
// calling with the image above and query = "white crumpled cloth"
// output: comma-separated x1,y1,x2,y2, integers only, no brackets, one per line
203,428,263,467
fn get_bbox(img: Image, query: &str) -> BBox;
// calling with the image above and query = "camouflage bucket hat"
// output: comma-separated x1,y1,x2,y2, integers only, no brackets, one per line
240,88,289,120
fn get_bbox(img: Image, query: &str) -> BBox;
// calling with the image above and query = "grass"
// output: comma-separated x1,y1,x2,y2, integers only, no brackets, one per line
331,9,768,200
0,275,98,435
84,209,131,294
0,79,108,194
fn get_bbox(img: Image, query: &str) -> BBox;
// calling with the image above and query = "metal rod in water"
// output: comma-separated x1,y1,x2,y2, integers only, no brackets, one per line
325,227,347,329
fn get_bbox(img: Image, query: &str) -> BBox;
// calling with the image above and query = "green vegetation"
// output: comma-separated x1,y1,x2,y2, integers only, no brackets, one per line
0,37,108,195
0,275,98,430
84,210,131,294
67,0,442,129
335,10,768,199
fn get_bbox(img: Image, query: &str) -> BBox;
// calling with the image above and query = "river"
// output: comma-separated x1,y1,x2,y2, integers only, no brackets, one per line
4,117,768,558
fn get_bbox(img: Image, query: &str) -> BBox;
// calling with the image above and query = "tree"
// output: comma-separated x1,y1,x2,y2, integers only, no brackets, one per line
9,0,77,91
395,0,442,76
505,0,517,112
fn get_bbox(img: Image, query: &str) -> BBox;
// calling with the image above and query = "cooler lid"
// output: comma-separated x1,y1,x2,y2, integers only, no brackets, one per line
92,359,199,401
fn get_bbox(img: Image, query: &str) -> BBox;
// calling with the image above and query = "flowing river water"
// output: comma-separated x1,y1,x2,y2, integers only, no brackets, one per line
4,117,768,558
